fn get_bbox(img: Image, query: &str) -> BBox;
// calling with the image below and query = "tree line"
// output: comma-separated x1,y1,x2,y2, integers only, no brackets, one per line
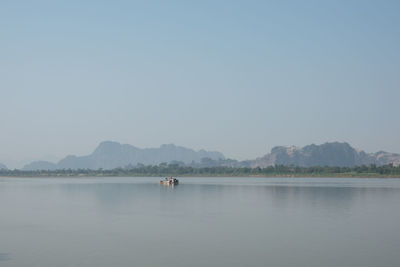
1,163,400,177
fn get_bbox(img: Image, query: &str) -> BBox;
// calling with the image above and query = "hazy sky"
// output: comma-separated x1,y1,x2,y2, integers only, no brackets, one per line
1,0,400,168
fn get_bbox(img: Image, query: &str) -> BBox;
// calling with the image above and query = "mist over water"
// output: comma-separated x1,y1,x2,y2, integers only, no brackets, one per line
1,177,400,267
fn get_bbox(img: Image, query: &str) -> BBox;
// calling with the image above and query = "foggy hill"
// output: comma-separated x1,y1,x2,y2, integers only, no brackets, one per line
22,161,57,171
251,142,400,167
0,163,7,169
24,141,225,170
20,141,400,170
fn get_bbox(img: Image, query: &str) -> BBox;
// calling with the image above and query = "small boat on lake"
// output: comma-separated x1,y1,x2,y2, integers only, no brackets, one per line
160,177,179,185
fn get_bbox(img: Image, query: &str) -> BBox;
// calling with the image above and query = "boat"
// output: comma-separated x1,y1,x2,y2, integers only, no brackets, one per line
160,177,179,185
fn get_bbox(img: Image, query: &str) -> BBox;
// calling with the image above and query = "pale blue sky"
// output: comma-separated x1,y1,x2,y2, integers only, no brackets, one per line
1,0,400,168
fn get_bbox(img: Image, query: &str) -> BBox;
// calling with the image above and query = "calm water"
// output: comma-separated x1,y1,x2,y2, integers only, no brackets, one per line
1,177,400,267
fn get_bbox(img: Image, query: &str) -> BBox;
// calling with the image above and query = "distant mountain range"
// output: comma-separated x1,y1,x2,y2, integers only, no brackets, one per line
23,141,225,170
21,141,400,170
251,142,400,167
0,162,7,169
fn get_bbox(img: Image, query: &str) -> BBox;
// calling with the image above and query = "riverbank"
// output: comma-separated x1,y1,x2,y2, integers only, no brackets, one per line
1,173,400,178
1,164,399,178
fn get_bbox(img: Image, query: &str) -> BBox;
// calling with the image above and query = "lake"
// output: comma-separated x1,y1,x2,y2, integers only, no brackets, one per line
1,177,400,267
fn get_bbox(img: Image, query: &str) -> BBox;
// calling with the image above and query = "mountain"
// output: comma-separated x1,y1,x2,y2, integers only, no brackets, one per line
22,161,57,171
24,141,225,170
252,142,400,167
373,151,400,166
0,163,7,169
19,141,400,170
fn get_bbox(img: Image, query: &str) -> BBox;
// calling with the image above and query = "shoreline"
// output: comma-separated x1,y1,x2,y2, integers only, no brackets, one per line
1,174,400,179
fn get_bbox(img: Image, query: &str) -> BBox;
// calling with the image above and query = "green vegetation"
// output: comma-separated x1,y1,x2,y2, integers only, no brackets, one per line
1,164,400,178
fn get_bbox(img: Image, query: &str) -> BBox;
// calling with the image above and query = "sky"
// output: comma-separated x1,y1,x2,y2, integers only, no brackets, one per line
1,0,400,168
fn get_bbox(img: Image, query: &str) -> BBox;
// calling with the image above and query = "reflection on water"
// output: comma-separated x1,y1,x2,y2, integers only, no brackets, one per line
1,177,400,267
0,253,10,262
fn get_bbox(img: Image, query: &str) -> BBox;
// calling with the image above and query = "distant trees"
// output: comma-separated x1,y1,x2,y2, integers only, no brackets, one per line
0,163,399,177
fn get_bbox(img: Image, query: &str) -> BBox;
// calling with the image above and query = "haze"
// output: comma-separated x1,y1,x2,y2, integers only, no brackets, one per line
1,1,400,168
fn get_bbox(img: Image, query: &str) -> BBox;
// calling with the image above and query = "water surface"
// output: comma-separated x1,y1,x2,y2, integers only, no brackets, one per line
1,177,400,267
